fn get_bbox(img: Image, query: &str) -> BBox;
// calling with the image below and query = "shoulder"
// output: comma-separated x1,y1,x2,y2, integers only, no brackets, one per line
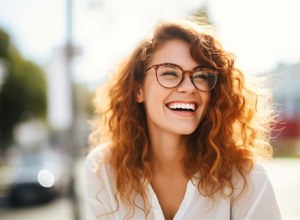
86,143,111,164
231,161,274,202
84,143,119,218
246,162,278,199
231,162,281,219
85,143,113,177
84,143,116,196
247,162,271,185
234,162,271,192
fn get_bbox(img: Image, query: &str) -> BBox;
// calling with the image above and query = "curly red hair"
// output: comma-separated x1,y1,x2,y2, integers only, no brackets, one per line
89,19,275,217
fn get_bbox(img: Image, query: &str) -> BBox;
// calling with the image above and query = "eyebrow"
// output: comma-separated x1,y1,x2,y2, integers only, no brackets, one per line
164,62,212,71
156,62,195,68
146,62,216,73
193,65,209,70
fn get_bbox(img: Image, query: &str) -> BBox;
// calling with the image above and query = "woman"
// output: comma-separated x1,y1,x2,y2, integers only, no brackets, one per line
85,19,281,220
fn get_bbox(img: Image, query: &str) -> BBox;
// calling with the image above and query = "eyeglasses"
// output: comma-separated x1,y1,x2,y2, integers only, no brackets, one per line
145,63,217,92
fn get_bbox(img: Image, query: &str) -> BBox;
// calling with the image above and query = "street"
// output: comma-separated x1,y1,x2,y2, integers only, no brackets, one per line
0,158,85,220
0,158,299,220
0,198,74,220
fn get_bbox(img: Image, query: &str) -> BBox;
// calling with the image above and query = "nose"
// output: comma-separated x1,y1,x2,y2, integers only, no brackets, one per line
176,72,196,93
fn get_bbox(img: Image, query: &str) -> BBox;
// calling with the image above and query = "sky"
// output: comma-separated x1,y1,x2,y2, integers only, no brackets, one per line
0,0,300,86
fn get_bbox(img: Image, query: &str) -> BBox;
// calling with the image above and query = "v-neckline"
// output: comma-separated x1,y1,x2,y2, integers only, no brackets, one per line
148,179,196,220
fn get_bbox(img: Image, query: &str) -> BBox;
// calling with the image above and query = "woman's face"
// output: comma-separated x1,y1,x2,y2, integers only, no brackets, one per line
137,39,211,136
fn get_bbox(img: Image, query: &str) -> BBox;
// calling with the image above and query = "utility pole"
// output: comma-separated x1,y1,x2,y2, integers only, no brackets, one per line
65,0,80,219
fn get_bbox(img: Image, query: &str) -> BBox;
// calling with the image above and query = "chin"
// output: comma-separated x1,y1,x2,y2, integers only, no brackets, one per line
181,131,196,135
173,127,198,135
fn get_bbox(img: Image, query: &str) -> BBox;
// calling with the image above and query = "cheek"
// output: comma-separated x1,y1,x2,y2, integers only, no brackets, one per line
198,93,211,117
143,88,164,111
142,86,168,116
203,96,211,112
202,92,211,106
142,77,164,104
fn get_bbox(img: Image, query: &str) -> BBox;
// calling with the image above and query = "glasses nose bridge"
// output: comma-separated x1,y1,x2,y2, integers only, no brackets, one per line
182,69,193,77
181,69,195,83
179,70,197,90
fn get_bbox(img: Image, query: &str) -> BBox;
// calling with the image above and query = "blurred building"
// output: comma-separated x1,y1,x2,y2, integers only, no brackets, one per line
47,46,73,131
271,62,300,155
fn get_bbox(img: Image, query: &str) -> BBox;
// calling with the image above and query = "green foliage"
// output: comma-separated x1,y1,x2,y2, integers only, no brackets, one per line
0,28,47,148
191,2,213,26
0,30,10,58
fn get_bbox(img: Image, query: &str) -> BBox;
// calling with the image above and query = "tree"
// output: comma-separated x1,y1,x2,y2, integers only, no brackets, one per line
191,1,214,26
0,28,47,149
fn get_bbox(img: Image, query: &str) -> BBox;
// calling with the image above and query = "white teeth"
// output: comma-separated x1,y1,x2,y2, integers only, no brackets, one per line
168,103,196,111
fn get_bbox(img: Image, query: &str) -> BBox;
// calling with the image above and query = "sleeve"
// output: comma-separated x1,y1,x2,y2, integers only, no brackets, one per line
231,163,281,220
83,148,108,220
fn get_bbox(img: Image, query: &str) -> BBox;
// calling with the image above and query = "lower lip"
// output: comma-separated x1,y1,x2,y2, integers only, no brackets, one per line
167,108,196,117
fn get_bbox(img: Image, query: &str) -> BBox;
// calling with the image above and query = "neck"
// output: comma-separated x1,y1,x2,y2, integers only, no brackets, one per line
149,130,187,174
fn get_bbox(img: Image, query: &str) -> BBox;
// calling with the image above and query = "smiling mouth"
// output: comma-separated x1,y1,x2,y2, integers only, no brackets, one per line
166,102,197,112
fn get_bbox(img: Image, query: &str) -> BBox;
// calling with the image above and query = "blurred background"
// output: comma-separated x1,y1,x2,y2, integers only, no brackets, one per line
0,0,299,219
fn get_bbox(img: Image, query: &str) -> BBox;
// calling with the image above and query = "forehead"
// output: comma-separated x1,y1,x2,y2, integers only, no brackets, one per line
149,39,199,70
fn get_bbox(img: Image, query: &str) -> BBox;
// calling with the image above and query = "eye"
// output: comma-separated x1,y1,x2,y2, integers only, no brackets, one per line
157,65,181,78
192,71,209,81
160,71,180,77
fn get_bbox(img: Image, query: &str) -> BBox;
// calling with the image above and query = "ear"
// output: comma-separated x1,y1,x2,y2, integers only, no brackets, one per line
136,85,144,103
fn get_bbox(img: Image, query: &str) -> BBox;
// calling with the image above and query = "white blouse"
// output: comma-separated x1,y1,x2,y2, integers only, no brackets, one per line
84,145,281,220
